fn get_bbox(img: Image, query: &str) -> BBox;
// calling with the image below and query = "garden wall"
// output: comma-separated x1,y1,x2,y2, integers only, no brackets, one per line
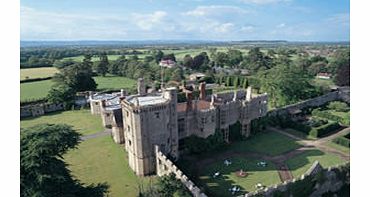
155,145,207,197
20,103,65,118
244,161,349,197
268,87,349,117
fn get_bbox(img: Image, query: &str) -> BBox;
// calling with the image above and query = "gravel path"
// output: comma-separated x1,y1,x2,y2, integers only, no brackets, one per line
80,129,111,141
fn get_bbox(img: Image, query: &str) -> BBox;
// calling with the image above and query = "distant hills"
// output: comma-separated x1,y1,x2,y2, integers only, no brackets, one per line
20,40,349,48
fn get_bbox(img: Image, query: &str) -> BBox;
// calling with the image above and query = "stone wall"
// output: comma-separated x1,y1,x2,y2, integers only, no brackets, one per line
244,161,349,197
21,103,65,118
155,145,207,197
267,87,349,117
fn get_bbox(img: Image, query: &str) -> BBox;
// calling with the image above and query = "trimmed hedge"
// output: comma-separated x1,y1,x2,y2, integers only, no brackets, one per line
20,77,52,83
332,136,350,147
309,122,341,138
312,109,349,126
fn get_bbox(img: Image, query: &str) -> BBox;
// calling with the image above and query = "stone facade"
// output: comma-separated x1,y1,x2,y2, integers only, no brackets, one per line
20,103,65,118
91,79,269,176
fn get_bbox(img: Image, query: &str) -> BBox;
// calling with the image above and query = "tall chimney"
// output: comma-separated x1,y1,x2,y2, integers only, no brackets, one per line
137,78,146,95
246,86,252,101
199,82,206,100
186,91,193,111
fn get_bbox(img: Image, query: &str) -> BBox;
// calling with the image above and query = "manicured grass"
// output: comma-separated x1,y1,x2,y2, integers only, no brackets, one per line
326,141,350,155
229,131,302,156
20,109,104,135
20,76,135,101
198,157,280,196
94,76,136,91
285,149,345,178
64,136,155,197
283,128,316,140
20,67,59,80
20,79,53,101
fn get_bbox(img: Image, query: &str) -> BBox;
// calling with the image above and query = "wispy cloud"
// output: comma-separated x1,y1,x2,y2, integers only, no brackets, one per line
183,5,248,17
326,13,350,27
239,0,291,5
132,11,168,30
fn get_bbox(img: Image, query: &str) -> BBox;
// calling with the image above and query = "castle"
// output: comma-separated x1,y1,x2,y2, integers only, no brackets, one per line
89,79,268,176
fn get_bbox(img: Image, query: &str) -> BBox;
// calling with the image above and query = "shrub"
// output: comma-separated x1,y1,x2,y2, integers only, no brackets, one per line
332,136,350,147
184,130,225,154
327,101,349,112
312,109,345,124
310,122,341,138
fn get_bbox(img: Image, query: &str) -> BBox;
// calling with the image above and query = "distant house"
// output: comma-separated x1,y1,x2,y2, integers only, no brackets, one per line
189,72,206,81
159,59,176,68
316,72,332,80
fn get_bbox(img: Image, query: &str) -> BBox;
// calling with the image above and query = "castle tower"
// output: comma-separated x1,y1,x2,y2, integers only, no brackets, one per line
122,87,178,176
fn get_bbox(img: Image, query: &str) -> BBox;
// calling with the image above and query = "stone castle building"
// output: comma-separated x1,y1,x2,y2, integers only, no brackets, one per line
89,79,268,176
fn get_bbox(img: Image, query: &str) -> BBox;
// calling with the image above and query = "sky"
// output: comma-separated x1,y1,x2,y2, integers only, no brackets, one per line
20,0,350,41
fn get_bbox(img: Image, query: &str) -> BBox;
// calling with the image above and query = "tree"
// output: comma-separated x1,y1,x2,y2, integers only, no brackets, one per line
21,124,108,197
244,47,272,74
227,49,243,67
139,173,191,197
171,68,184,82
53,62,97,92
193,52,210,71
182,55,194,68
242,77,248,89
95,54,109,76
260,63,319,107
334,64,350,86
214,52,228,67
233,76,240,88
47,84,75,106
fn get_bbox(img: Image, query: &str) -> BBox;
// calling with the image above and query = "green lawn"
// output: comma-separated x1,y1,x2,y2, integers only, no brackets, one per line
20,67,59,80
64,136,155,197
198,157,280,197
94,75,136,91
326,141,350,155
20,76,136,102
20,79,53,101
283,128,316,140
285,149,345,178
20,109,104,135
229,131,302,156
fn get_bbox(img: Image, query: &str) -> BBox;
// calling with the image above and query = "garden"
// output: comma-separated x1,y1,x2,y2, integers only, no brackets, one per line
276,101,350,139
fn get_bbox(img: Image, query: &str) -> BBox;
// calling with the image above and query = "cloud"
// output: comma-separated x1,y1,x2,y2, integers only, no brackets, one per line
183,5,248,17
21,6,128,40
326,13,349,27
132,11,168,30
239,0,291,5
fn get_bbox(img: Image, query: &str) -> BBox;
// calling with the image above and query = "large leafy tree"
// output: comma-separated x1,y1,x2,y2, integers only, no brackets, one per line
334,64,350,86
95,54,109,76
46,84,75,105
21,124,108,197
260,63,319,107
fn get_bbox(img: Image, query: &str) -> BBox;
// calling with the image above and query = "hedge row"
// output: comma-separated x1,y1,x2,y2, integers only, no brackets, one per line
332,136,350,147
20,77,52,83
309,122,342,138
311,109,349,126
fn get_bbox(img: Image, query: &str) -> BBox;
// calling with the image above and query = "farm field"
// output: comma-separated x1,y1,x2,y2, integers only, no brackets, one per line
64,136,155,197
20,67,59,80
20,76,136,102
228,131,302,156
198,158,280,196
20,79,53,101
20,109,104,135
285,149,345,178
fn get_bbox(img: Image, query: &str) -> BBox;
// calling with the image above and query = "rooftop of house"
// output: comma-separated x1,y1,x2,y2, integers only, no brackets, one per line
177,100,211,112
126,94,169,107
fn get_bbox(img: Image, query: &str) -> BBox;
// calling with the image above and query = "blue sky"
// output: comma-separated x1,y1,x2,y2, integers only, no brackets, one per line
20,0,350,41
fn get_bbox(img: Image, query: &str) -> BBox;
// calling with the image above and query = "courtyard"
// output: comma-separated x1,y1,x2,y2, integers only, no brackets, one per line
179,128,349,197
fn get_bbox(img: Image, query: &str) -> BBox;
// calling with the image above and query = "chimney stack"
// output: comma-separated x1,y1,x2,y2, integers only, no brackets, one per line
246,86,252,101
137,78,146,95
199,82,206,100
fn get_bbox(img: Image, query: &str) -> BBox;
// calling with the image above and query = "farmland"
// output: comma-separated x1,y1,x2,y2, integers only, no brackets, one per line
20,76,136,102
20,67,59,80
